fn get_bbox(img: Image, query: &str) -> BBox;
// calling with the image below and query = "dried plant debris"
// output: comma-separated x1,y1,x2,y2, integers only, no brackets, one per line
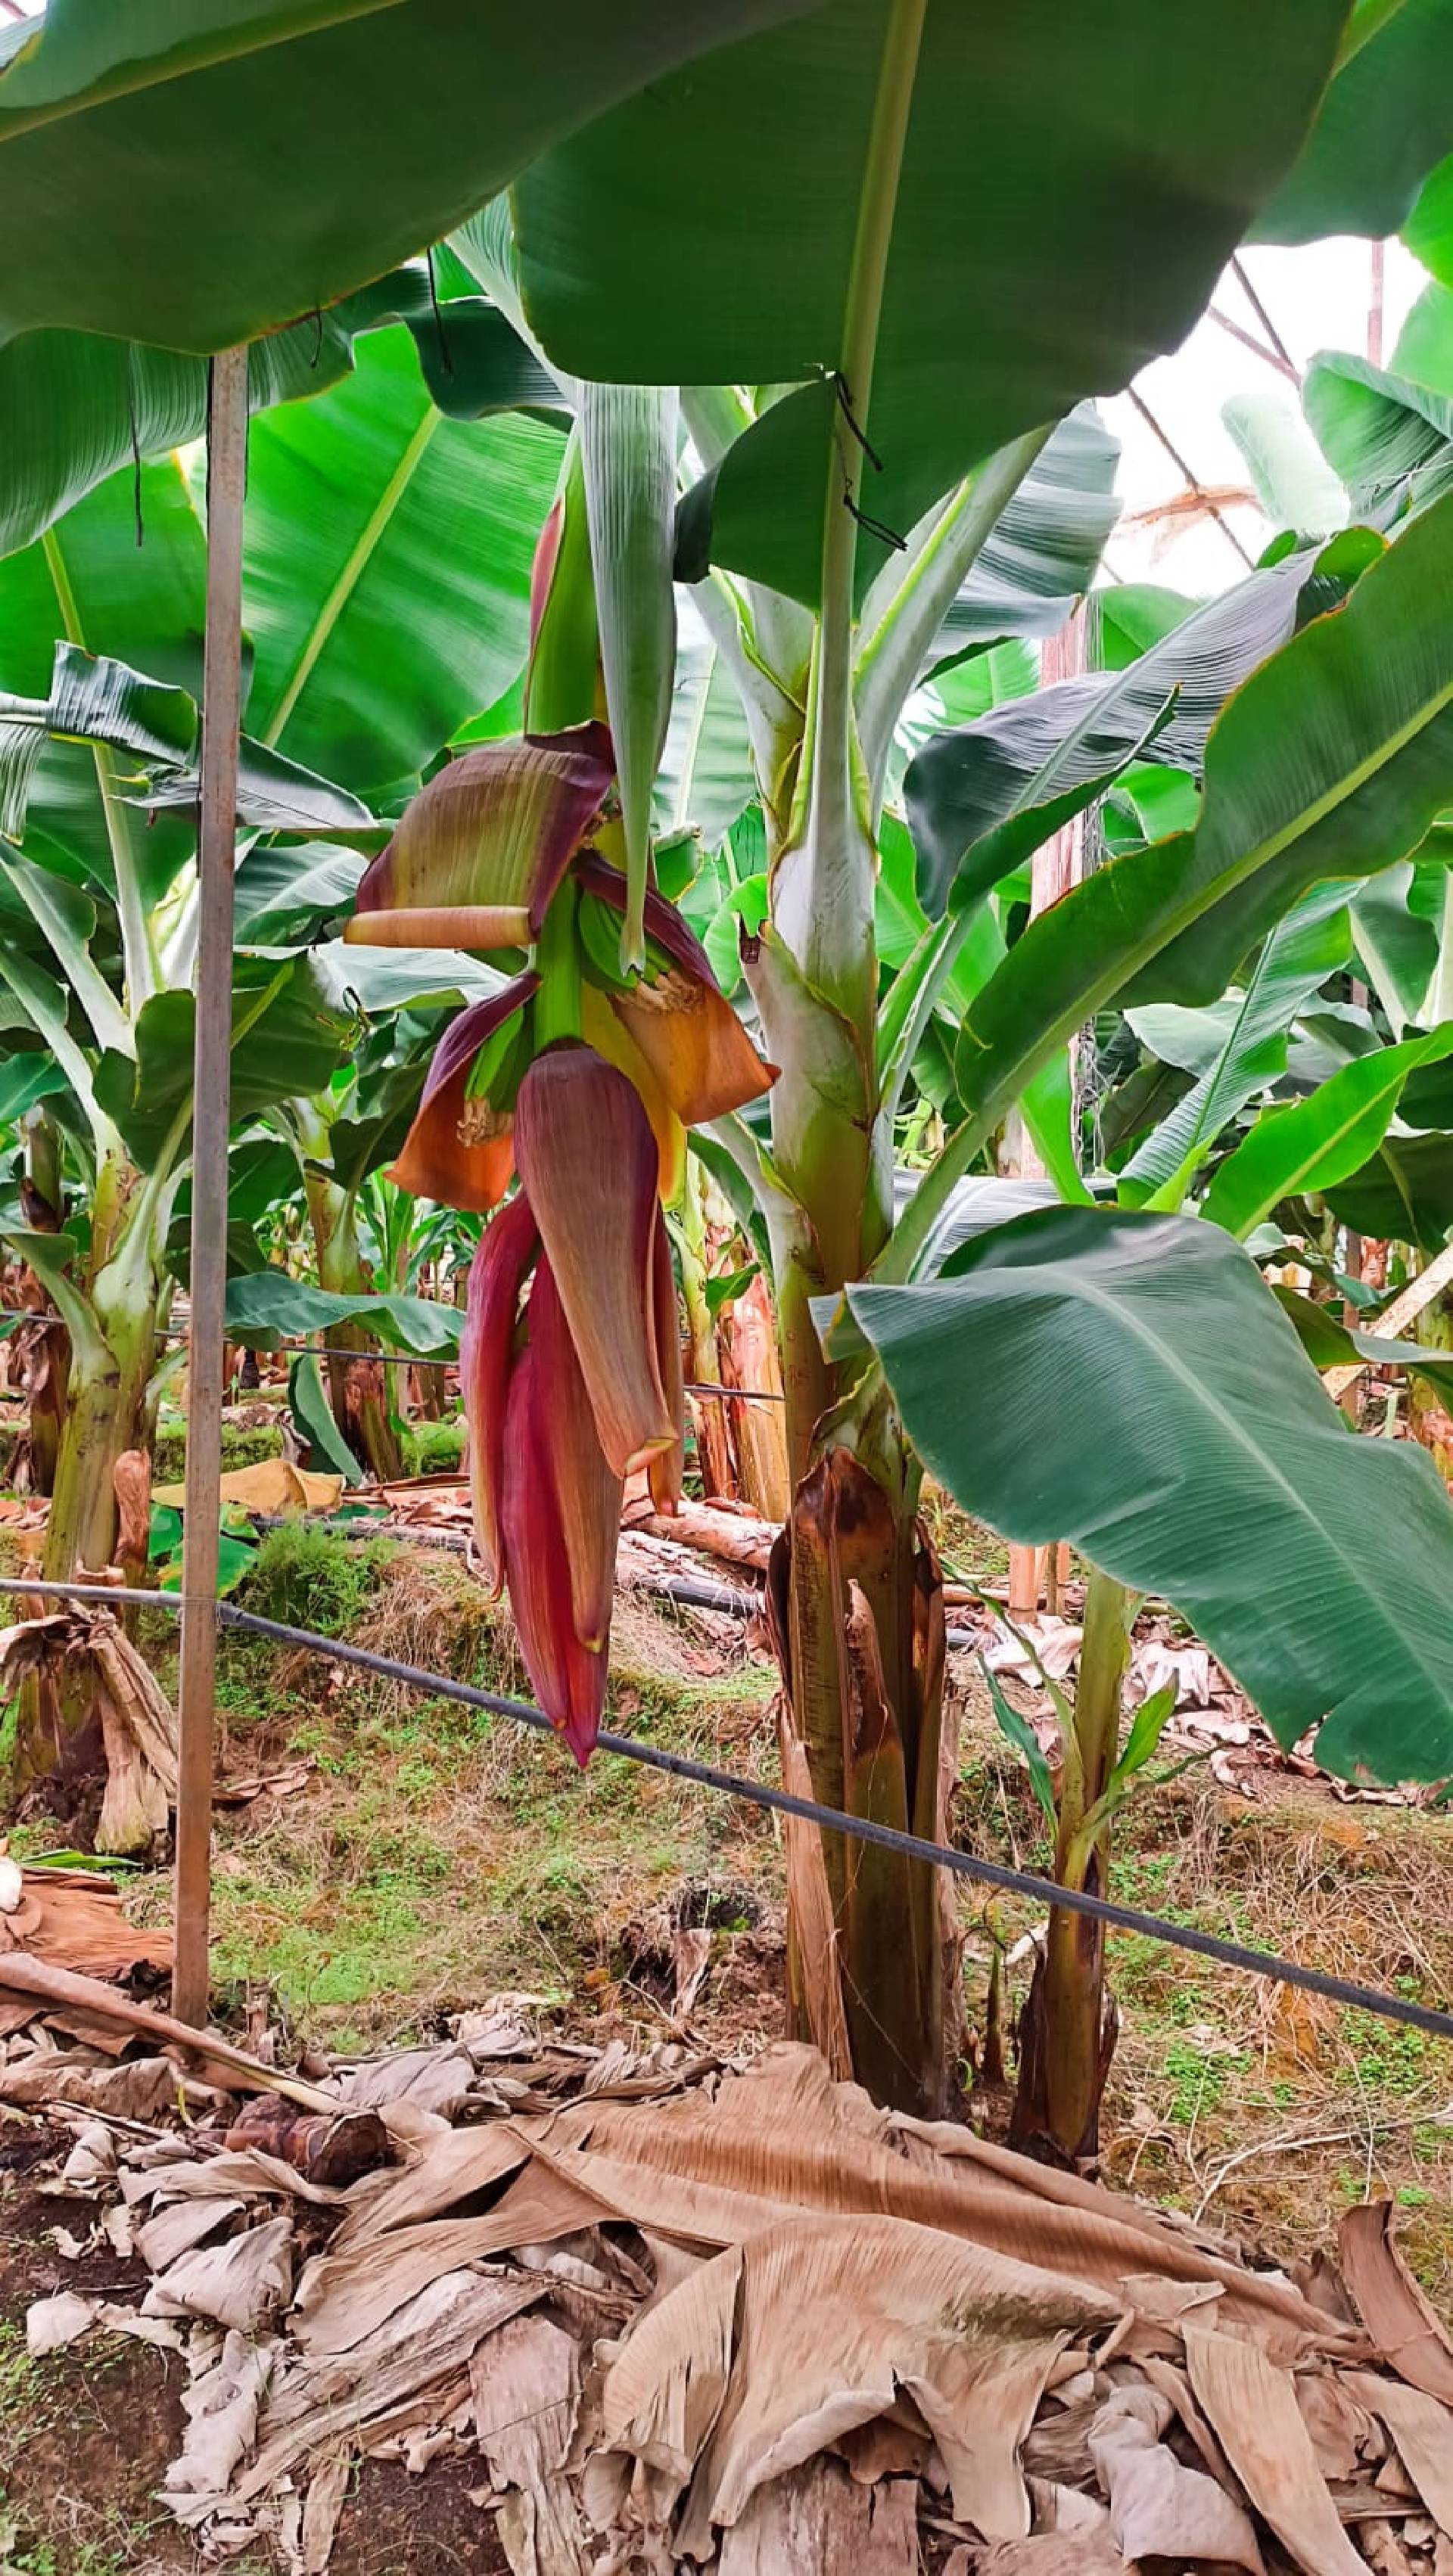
7,2027,1453,2571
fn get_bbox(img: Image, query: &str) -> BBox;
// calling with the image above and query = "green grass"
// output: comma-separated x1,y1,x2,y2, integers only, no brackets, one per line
169,1541,781,2042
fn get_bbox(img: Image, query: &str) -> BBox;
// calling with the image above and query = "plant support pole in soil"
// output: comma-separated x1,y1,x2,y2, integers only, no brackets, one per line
173,346,249,2029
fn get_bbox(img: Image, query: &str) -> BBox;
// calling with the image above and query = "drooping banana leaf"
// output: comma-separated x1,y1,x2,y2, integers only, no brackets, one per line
842,1204,1453,1780
226,1274,461,1361
515,0,1347,604
0,0,813,349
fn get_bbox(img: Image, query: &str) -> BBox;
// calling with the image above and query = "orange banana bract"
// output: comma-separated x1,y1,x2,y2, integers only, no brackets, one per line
574,850,776,1124
390,972,538,1213
512,1045,678,1479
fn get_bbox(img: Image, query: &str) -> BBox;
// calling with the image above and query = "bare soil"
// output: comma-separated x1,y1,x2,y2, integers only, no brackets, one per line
0,2143,512,2575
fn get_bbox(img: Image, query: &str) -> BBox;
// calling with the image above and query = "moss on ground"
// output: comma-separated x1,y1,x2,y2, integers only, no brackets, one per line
152,1419,282,1484
399,1417,465,1477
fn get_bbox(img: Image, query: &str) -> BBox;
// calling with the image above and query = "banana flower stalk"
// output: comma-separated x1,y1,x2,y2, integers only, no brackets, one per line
345,703,773,1757
461,1045,685,1758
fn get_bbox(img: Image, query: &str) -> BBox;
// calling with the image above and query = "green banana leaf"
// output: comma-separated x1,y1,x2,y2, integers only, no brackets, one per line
888,488,1453,1278
1274,1284,1453,1387
919,408,1122,669
654,645,758,853
0,269,560,565
233,842,368,947
1407,151,1453,289
515,0,1347,604
288,1353,366,1489
228,1275,461,1362
238,328,564,793
1303,351,1453,518
842,1204,1453,1781
1221,388,1347,537
577,383,677,971
1255,0,1453,244
1325,1128,1453,1252
0,458,207,905
92,961,356,1173
1203,1024,1453,1239
904,548,1324,918
0,639,196,841
1119,884,1352,1205
0,0,810,350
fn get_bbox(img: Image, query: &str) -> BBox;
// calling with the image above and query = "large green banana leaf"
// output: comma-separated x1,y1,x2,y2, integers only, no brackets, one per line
843,1205,1453,1781
239,329,562,792
887,486,1453,1278
1303,352,1453,518
1255,0,1453,244
0,0,811,350
0,269,562,567
224,1274,461,1361
515,0,1347,604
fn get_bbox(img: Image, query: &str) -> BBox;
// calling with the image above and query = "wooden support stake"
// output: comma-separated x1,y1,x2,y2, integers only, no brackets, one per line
1007,1544,1041,1617
1324,1240,1453,1405
172,346,248,2029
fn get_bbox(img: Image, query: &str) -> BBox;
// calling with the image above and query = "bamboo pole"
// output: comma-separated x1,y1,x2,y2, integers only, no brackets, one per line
172,347,249,2028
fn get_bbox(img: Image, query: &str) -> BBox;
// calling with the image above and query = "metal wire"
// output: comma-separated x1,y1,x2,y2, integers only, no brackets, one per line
5,1574,1451,2046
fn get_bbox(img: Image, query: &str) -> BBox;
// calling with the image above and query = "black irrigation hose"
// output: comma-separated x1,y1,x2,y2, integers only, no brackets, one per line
4,1316,788,1399
5,1575,1452,2049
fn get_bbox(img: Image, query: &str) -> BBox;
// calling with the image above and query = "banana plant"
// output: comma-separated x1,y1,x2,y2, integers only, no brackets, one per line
15,0,1453,2135
0,626,362,1636
323,0,1453,2130
0,269,566,1589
